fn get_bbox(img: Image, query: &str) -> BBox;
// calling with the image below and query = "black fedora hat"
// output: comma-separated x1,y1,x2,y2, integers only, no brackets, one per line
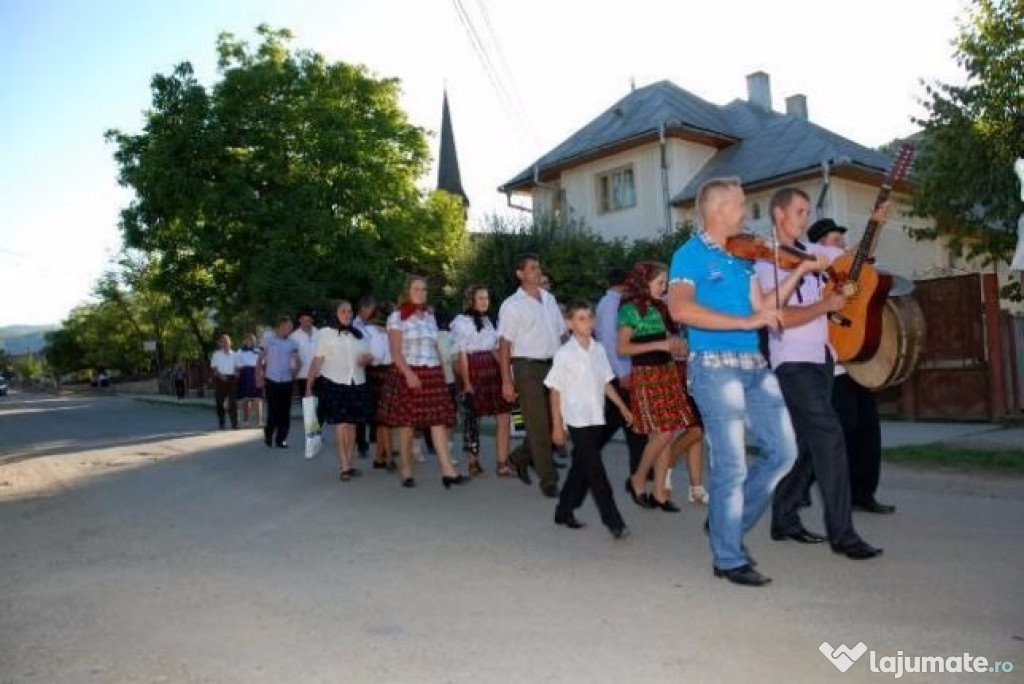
807,218,847,244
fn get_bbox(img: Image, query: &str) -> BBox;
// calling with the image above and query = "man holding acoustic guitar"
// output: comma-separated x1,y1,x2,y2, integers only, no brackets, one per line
758,188,889,561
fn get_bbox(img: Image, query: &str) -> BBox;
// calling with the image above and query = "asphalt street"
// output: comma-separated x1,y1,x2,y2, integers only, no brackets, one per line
1,393,1022,683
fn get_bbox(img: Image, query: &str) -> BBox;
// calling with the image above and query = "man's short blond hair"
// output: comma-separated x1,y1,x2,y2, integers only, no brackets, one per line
696,177,742,220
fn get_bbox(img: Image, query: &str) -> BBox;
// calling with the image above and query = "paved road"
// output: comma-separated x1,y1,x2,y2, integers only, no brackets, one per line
1,393,1022,683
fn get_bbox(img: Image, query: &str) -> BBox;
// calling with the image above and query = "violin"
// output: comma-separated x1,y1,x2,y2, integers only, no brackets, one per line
724,233,816,270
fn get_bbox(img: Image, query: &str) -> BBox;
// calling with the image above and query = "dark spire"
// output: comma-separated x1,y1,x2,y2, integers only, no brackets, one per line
437,90,469,207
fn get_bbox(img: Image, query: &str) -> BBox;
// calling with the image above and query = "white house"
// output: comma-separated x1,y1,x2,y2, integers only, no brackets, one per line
498,72,1017,299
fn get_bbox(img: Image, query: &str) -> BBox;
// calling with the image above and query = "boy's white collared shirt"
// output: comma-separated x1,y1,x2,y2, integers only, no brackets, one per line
544,335,615,428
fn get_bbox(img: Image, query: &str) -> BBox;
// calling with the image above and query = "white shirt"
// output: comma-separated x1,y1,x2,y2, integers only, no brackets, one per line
544,336,615,428
210,350,236,376
289,326,318,379
437,330,457,384
313,328,370,385
594,288,631,379
365,324,392,366
449,314,500,353
387,310,441,367
497,287,567,360
234,348,260,370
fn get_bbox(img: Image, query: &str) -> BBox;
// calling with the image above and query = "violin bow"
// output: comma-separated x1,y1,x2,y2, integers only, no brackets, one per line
769,221,782,330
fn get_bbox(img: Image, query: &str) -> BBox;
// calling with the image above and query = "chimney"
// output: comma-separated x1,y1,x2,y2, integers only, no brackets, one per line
785,94,808,120
746,71,772,111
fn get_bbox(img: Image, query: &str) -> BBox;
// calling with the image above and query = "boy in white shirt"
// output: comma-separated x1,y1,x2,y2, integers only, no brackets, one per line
545,301,633,539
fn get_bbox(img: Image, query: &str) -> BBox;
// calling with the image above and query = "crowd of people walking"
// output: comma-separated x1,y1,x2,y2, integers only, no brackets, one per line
203,177,896,588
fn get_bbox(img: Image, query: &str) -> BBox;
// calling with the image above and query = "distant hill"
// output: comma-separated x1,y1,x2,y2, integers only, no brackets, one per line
0,325,57,355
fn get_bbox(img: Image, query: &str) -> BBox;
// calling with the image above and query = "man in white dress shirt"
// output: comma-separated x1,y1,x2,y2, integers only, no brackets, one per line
498,253,567,498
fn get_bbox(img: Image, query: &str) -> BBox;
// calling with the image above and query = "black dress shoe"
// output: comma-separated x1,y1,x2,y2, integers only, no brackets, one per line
554,513,585,529
513,459,532,486
853,500,896,514
770,527,827,544
650,497,681,513
832,541,883,560
609,525,631,540
541,484,559,498
713,564,771,587
625,479,654,509
441,474,467,489
276,441,288,449
401,477,417,488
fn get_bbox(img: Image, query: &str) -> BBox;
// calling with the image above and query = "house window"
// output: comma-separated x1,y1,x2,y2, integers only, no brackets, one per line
597,166,636,213
751,202,761,220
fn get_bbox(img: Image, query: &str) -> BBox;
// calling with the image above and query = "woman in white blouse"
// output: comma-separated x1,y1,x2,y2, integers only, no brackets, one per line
364,303,395,471
306,300,374,482
450,285,515,477
379,276,465,489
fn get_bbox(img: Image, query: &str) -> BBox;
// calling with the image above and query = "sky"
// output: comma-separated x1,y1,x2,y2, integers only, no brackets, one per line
0,0,968,326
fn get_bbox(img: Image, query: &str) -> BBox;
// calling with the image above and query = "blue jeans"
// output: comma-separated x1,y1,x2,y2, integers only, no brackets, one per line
689,360,798,570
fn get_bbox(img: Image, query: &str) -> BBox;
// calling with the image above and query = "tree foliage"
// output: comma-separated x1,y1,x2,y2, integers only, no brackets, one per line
106,25,467,327
445,214,691,317
910,0,1023,296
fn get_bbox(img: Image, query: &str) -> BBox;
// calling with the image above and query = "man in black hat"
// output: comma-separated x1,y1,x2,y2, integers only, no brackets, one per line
807,219,896,515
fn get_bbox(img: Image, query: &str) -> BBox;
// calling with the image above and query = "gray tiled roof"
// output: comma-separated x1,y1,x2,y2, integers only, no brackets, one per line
499,80,896,199
671,99,897,203
499,80,739,191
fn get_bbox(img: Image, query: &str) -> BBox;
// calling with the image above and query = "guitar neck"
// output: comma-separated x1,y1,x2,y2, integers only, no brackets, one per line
849,184,893,279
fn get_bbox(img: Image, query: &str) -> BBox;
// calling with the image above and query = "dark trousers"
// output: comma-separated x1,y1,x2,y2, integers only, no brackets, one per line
833,373,883,505
509,358,556,488
214,376,238,428
264,379,293,445
174,379,186,400
600,378,648,474
557,425,625,529
771,361,860,548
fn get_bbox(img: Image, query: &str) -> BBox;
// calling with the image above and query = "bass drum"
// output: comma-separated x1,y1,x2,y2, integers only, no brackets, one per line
844,296,925,390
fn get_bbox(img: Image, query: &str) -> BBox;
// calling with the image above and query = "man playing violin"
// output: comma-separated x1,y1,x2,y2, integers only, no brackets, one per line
757,188,887,561
667,177,828,587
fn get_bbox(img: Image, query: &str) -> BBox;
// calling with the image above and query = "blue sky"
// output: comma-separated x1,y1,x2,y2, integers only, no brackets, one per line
0,0,966,325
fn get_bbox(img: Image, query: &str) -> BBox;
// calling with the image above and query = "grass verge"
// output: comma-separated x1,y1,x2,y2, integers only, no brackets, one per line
883,444,1024,474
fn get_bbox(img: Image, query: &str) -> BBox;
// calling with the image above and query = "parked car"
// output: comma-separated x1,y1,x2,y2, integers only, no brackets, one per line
0,374,9,396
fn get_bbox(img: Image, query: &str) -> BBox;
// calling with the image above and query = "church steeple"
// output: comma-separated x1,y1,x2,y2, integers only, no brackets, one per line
437,90,469,207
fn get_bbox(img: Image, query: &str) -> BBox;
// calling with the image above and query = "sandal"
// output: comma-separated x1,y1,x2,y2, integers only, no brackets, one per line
688,485,709,505
340,469,354,482
468,457,485,477
496,462,516,478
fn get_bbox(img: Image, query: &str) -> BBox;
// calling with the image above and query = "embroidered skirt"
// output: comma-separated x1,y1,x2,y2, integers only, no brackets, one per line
378,365,456,429
367,364,392,423
314,376,373,425
630,362,698,434
674,360,703,429
465,351,514,416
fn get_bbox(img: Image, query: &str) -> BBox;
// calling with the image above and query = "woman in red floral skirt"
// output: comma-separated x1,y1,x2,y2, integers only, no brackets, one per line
618,261,699,512
379,276,466,489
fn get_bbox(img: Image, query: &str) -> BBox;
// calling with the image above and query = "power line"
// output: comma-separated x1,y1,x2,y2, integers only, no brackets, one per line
450,0,539,151
470,0,538,148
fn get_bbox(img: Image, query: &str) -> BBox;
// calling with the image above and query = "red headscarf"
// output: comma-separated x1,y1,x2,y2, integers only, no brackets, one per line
622,261,676,332
398,303,429,321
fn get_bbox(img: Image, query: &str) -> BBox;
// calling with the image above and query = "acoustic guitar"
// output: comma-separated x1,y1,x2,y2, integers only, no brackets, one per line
826,143,915,363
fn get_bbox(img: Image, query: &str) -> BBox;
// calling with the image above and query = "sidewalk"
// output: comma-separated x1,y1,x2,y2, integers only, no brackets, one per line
127,392,1023,449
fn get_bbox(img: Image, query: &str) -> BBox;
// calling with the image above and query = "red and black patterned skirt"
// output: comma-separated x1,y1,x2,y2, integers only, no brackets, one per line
631,362,699,434
674,360,703,429
368,364,392,424
378,364,456,429
465,351,514,416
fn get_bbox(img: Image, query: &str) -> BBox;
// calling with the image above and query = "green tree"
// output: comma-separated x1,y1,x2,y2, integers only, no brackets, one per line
911,0,1023,297
106,25,467,327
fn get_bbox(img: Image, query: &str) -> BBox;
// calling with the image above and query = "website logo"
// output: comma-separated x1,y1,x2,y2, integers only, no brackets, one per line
820,642,868,673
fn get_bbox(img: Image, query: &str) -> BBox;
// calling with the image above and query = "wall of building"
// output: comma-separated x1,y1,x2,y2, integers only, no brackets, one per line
552,139,715,240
